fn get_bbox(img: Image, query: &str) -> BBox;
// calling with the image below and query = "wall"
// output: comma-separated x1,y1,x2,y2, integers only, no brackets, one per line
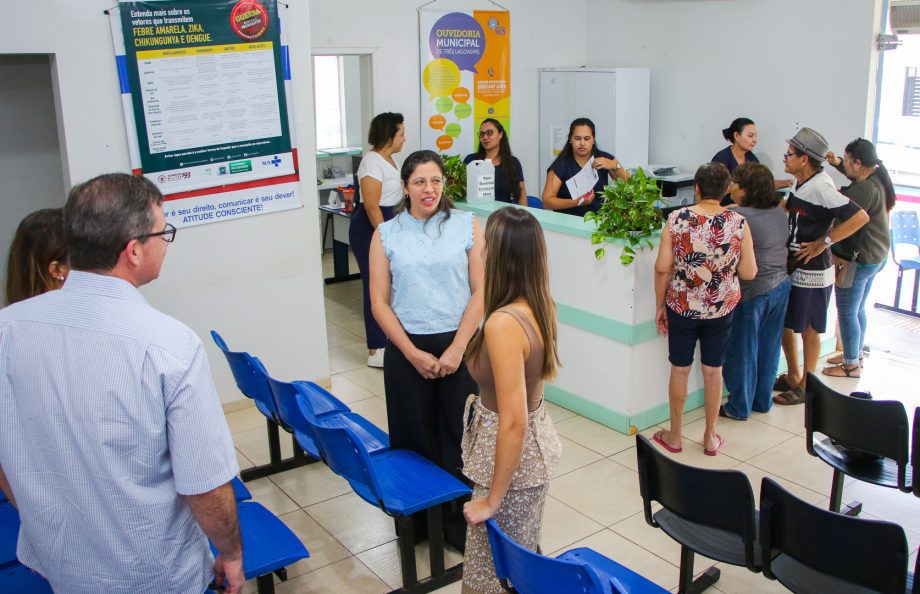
0,55,66,303
1,0,328,404
584,0,883,184
308,0,589,194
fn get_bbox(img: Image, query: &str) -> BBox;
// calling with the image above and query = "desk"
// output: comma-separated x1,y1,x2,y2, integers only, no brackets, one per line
319,204,360,285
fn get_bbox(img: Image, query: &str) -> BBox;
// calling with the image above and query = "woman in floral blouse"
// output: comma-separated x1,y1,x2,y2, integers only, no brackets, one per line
653,163,757,456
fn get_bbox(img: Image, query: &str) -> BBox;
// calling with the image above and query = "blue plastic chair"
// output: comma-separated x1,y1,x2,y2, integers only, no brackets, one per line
527,195,543,209
485,519,668,594
266,374,387,458
308,421,470,591
209,501,309,594
211,330,316,481
880,210,920,315
231,476,252,502
0,502,19,569
0,564,53,593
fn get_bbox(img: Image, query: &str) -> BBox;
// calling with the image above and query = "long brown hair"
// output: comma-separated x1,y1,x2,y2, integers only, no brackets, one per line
466,207,560,379
5,208,67,305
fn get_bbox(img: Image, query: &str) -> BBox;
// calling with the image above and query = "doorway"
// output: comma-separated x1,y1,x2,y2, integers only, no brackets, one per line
0,54,66,305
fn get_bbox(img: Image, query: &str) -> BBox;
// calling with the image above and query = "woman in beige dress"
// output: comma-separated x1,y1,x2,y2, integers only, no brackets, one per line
461,206,562,593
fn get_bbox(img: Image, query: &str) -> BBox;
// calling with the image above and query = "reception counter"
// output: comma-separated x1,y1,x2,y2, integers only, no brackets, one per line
457,200,836,435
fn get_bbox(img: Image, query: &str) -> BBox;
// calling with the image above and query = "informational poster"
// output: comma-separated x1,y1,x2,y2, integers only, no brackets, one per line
419,9,510,157
110,0,302,228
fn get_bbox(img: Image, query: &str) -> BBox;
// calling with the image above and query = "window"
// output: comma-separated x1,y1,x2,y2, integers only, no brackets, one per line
313,56,346,149
903,66,920,117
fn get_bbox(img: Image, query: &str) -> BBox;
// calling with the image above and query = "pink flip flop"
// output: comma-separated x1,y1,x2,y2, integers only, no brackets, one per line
704,435,725,457
653,430,682,453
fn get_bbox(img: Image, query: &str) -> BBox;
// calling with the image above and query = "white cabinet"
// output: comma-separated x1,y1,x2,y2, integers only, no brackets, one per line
538,67,650,194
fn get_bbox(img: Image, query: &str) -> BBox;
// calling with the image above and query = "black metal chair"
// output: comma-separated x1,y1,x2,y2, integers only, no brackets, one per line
759,477,912,593
635,435,759,593
804,373,911,516
913,407,920,499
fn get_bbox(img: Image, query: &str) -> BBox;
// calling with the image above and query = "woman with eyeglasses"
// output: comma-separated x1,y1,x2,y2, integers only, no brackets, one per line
5,208,69,305
541,117,629,217
463,119,527,205
712,117,794,205
721,163,791,420
369,150,484,551
821,138,896,378
350,112,406,368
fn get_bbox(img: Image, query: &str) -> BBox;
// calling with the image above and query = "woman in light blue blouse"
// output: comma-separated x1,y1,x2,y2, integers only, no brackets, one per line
369,150,485,551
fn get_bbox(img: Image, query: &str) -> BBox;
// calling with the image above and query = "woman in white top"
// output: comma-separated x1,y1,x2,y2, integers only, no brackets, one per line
349,112,406,367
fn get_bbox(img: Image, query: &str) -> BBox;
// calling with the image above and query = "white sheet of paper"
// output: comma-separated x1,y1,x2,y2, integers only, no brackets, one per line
565,157,599,201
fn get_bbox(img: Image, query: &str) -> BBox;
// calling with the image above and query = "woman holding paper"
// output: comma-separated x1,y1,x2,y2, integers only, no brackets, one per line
463,118,527,205
541,117,629,217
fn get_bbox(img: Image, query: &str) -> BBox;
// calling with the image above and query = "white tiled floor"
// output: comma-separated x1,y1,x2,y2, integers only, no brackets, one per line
225,259,920,593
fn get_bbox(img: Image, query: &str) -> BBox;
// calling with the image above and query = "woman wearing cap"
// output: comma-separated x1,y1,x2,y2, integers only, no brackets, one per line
821,138,896,378
773,128,869,405
350,112,406,368
711,117,793,205
464,119,527,205
541,118,629,217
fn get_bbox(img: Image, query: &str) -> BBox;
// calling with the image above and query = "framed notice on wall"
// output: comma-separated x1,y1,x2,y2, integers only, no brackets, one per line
109,0,303,228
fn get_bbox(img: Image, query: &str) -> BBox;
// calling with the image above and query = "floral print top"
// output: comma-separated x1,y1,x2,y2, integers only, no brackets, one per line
665,208,746,319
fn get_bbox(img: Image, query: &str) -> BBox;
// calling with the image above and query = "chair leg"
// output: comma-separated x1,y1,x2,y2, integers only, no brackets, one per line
678,545,720,594
396,515,419,589
895,268,904,309
427,505,445,578
239,419,317,482
912,269,919,312
256,573,275,594
828,468,862,516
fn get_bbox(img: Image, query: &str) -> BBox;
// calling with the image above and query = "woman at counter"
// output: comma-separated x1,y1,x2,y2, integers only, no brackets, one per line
370,150,484,550
653,163,756,456
350,112,405,368
822,138,896,378
712,117,793,204
721,163,791,420
541,118,629,217
460,207,562,593
463,119,526,205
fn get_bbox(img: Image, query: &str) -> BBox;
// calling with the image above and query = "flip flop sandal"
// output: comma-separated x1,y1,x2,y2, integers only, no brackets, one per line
704,435,725,456
652,430,682,453
773,374,792,392
773,386,806,406
719,404,748,421
821,364,861,378
826,354,863,366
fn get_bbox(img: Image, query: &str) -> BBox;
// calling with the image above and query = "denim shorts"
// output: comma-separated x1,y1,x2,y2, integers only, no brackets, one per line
666,308,736,367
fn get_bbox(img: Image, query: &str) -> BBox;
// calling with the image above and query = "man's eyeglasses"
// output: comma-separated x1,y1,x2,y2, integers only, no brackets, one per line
478,129,496,138
409,177,445,188
783,151,802,161
138,222,177,243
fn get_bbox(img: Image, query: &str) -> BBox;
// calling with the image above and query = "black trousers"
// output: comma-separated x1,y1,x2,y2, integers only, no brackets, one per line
383,330,477,549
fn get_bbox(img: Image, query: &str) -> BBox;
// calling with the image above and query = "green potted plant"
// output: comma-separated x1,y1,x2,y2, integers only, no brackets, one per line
440,154,467,203
584,167,664,266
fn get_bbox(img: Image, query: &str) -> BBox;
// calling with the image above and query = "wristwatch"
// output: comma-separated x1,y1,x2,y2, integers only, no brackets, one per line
823,235,833,246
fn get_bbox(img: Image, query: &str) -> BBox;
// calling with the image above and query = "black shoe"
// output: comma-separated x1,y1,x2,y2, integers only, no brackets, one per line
719,404,748,421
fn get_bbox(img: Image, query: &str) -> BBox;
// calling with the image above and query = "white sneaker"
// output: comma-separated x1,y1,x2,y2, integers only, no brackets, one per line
367,348,385,368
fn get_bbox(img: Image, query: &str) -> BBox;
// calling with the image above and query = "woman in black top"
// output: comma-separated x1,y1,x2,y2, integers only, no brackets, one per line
464,118,526,205
541,118,629,217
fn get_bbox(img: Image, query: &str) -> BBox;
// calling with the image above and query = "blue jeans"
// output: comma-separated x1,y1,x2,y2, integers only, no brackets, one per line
835,262,885,365
723,278,791,418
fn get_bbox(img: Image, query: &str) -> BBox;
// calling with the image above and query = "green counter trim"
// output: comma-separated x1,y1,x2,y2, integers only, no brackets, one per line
556,303,658,345
545,384,708,434
457,201,663,245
